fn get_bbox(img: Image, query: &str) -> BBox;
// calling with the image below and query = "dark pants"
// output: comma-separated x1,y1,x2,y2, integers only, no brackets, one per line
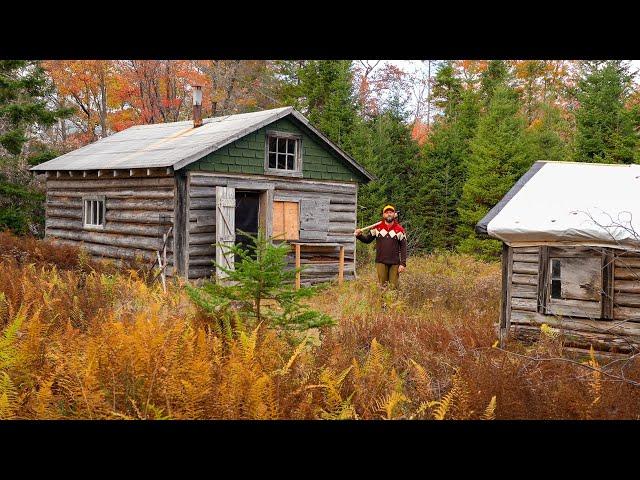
376,263,399,289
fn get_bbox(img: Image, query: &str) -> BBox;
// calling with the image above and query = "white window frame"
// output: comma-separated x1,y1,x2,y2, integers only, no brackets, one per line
83,195,106,229
264,130,303,177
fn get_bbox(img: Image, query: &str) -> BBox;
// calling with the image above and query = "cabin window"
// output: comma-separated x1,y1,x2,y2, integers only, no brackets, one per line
83,197,105,228
543,248,604,319
550,259,562,299
272,200,299,240
265,131,302,176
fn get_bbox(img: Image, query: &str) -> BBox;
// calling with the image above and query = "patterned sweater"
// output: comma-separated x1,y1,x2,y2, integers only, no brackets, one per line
356,220,407,267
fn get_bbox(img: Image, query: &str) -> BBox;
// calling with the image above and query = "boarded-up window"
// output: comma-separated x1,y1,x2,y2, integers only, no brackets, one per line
544,251,603,318
272,201,299,240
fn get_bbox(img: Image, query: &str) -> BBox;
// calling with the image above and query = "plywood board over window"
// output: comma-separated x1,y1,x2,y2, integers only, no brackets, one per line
543,248,604,319
272,200,299,240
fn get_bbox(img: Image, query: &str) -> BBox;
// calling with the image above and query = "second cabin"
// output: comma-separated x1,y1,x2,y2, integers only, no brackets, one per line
30,106,374,284
477,161,640,354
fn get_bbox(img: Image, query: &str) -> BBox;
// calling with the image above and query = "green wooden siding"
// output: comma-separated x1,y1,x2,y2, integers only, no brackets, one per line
187,117,365,182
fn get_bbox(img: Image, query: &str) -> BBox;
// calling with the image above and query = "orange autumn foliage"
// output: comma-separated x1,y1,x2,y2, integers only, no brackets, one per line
1,231,640,420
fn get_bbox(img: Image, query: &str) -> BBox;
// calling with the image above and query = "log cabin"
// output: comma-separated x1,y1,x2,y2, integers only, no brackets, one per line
477,161,640,354
30,104,374,284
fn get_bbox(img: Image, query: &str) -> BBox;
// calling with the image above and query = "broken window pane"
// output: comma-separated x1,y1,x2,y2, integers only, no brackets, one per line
551,259,561,299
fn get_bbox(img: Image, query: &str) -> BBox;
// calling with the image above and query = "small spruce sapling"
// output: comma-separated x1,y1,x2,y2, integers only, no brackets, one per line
186,230,335,333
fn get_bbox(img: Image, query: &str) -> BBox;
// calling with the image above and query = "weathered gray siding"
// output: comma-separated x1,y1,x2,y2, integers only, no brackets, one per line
505,245,640,353
186,171,357,283
44,171,175,273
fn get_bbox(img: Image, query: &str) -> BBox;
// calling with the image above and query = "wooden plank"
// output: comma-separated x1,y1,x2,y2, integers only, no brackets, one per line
614,257,640,269
46,217,173,238
338,245,344,285
512,246,540,254
106,198,174,211
511,283,538,299
48,189,174,200
328,211,356,223
513,273,538,286
47,228,165,251
105,210,173,225
510,323,640,354
613,293,640,308
614,306,640,321
329,203,355,212
614,279,640,294
215,186,235,278
189,245,216,257
284,201,300,240
259,188,274,239
537,246,549,313
511,297,537,312
186,197,216,210
500,243,512,345
556,256,602,302
548,246,605,257
47,177,174,190
193,213,216,226
546,298,602,319
512,253,539,264
614,267,640,280
50,238,158,262
189,172,356,194
295,243,301,290
512,261,538,275
188,233,216,245
300,197,328,241
188,257,215,266
46,207,82,220
189,221,215,234
173,172,189,279
602,249,615,319
510,309,640,336
328,224,356,234
272,201,285,240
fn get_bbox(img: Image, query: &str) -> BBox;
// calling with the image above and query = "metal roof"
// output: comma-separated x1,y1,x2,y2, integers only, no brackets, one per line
477,161,640,249
30,106,374,182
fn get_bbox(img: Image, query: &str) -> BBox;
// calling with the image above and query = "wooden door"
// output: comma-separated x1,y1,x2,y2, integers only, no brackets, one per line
216,186,235,278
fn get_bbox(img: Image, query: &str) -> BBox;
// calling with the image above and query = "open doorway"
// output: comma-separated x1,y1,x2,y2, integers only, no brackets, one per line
235,190,260,260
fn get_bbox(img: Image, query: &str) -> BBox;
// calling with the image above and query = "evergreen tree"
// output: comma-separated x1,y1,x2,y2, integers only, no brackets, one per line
354,89,421,247
525,103,570,162
456,85,532,259
480,60,511,107
415,64,480,251
186,231,334,335
0,61,69,235
574,60,639,164
275,60,359,149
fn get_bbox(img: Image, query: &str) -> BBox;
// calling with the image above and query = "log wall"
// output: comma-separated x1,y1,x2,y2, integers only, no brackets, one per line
186,172,357,283
44,172,176,273
505,244,640,353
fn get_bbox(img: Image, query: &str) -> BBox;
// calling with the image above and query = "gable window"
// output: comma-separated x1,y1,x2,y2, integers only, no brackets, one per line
83,197,105,228
272,200,299,240
265,130,302,176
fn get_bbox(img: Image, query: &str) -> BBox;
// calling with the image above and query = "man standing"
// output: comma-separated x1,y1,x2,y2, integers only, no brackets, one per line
354,205,407,289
